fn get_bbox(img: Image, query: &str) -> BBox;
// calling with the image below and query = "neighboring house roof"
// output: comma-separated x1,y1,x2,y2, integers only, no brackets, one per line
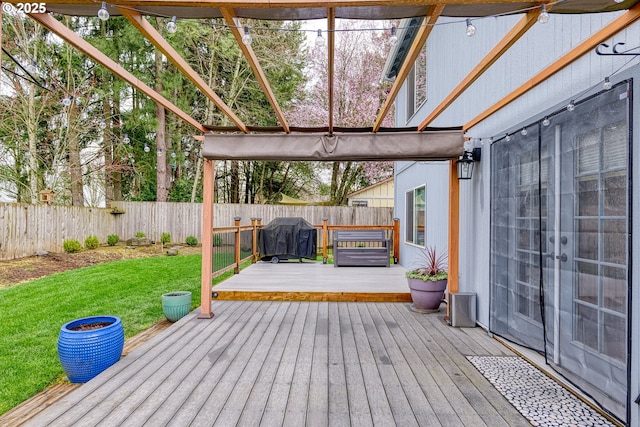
347,177,394,198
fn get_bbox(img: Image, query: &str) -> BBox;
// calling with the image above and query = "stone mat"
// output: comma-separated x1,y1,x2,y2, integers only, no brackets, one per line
467,356,616,427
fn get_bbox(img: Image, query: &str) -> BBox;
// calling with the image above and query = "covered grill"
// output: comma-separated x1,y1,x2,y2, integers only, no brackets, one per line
258,217,317,263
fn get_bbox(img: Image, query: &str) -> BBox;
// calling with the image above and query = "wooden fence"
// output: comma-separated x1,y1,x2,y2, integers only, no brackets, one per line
0,202,393,260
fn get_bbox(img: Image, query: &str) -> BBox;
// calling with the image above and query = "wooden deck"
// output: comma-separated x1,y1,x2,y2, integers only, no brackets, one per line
24,301,529,427
213,261,412,302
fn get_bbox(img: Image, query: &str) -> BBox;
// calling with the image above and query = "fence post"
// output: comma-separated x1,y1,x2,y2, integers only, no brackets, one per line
322,218,328,264
250,217,257,263
393,218,400,264
234,216,241,274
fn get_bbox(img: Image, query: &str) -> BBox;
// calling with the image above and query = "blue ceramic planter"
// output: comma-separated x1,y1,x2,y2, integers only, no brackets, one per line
58,315,124,383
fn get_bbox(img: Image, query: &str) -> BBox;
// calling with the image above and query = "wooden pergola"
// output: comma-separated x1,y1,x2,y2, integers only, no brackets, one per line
2,0,638,318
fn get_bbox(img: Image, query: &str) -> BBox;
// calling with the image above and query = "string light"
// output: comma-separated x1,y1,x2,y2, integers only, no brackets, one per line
505,134,511,142
171,151,177,158
85,1,570,46
521,127,528,136
567,100,575,112
122,134,130,144
603,77,612,90
166,16,178,34
389,26,398,45
542,117,550,126
97,2,109,21
144,144,150,153
61,96,73,106
157,148,163,155
465,19,476,37
538,4,550,24
316,29,325,47
242,27,252,46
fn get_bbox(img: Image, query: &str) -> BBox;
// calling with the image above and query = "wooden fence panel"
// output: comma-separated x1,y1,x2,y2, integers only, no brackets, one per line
0,202,393,260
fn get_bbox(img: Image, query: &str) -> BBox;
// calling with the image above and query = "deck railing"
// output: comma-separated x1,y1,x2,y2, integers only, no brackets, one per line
211,217,400,278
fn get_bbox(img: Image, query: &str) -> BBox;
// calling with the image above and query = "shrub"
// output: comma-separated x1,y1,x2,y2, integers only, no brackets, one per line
185,236,198,246
161,232,171,244
63,239,82,254
84,235,100,250
213,234,223,247
107,234,119,246
135,231,146,238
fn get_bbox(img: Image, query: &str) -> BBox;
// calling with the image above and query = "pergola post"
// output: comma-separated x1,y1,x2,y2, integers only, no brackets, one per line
198,158,215,319
447,160,460,319
392,217,400,264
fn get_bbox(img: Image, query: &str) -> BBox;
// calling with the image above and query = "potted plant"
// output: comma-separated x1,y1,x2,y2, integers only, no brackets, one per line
405,247,448,313
57,315,125,383
162,291,192,322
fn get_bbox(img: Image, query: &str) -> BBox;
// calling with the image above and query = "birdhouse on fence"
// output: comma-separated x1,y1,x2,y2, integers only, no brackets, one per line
39,189,55,205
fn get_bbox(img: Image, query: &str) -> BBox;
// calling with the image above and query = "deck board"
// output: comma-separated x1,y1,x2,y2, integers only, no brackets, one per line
24,301,529,427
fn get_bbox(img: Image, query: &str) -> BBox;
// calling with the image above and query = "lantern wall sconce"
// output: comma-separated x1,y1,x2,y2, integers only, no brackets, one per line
456,147,482,180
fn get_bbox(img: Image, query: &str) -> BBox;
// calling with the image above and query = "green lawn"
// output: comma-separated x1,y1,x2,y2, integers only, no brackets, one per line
0,254,213,416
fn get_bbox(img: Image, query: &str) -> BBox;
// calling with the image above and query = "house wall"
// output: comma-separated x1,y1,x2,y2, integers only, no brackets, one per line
347,179,395,207
394,161,449,270
393,13,640,424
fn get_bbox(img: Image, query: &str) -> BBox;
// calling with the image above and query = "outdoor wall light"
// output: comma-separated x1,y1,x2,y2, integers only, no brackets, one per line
457,147,481,180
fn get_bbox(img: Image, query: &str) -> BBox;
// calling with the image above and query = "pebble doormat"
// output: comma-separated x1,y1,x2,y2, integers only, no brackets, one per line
467,356,616,427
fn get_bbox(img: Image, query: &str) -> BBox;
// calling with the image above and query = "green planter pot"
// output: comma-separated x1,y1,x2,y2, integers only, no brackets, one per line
162,291,192,322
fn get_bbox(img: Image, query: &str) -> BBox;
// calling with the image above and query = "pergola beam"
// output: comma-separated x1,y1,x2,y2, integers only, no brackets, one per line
418,7,540,130
465,1,640,130
327,8,336,133
220,9,289,132
17,0,538,7
29,12,207,133
373,5,443,132
119,8,248,133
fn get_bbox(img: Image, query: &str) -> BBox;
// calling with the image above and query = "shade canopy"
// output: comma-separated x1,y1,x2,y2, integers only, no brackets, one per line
202,130,464,161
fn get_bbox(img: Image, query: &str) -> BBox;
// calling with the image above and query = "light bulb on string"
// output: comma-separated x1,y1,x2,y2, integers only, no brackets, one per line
144,144,150,153
157,148,163,156
603,77,612,90
465,19,476,37
538,4,549,24
122,134,130,144
567,100,575,112
505,134,511,142
97,2,109,21
99,120,107,129
166,16,177,34
389,26,398,45
171,151,176,158
242,27,252,46
521,127,528,136
542,117,550,126
183,151,189,158
316,29,325,47
61,96,72,107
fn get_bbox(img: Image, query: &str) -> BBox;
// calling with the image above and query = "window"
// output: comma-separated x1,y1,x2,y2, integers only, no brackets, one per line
405,185,426,246
406,44,427,121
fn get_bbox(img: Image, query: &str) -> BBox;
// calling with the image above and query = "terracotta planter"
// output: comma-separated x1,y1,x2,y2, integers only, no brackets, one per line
407,278,447,313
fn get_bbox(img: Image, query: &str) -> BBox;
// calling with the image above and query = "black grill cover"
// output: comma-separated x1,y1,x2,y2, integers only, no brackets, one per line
258,217,317,261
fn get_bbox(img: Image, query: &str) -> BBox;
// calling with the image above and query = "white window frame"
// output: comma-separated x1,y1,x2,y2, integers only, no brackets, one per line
405,184,426,247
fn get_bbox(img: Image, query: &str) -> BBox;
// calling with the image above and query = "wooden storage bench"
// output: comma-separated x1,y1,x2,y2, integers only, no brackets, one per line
333,230,390,267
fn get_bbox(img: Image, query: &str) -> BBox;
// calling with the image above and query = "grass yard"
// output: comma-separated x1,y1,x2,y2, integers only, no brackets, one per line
0,254,212,416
